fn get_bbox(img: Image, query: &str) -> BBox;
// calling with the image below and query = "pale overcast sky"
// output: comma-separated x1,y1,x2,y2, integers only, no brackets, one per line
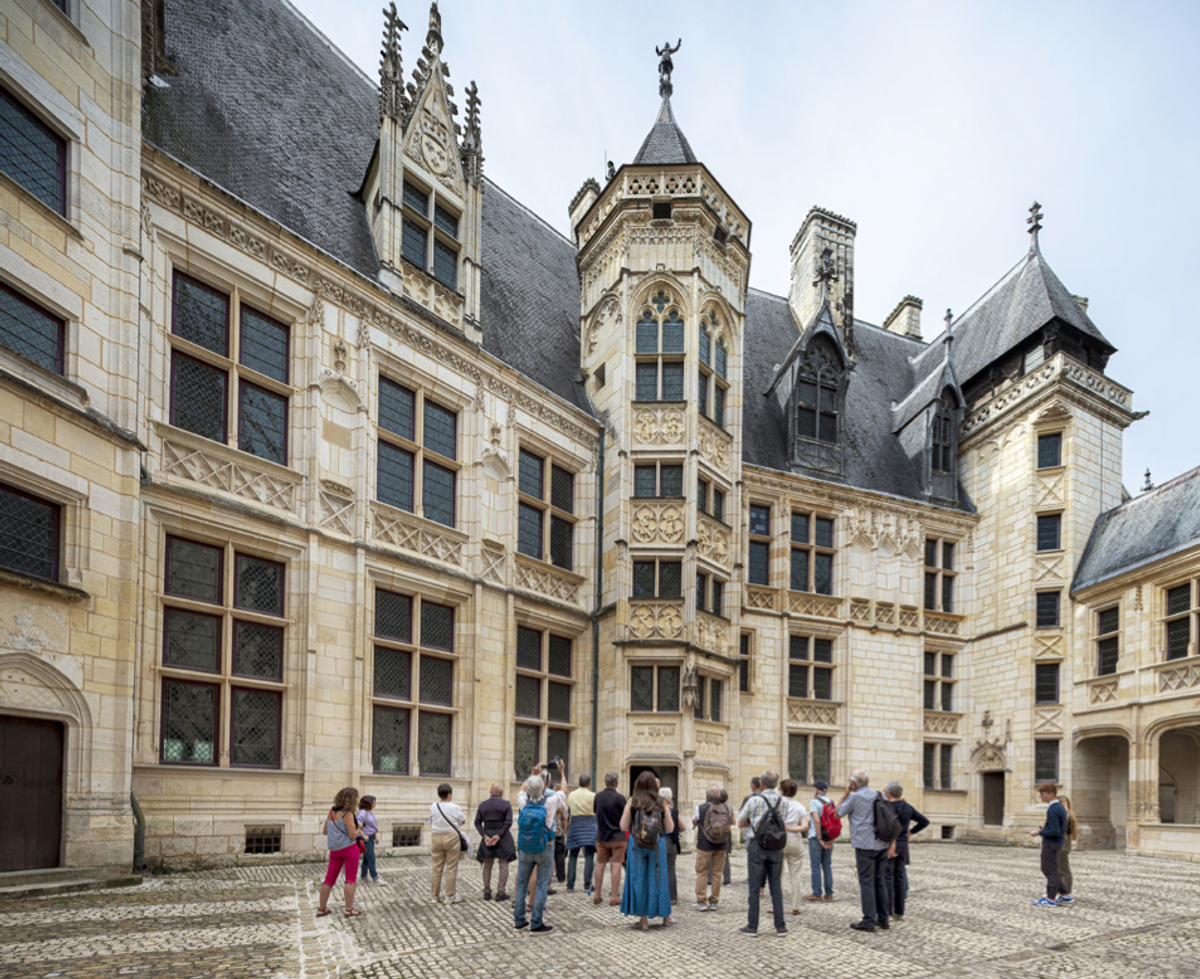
290,0,1200,492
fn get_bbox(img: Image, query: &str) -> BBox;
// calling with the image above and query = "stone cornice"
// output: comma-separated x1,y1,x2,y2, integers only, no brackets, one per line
961,353,1138,448
140,154,599,451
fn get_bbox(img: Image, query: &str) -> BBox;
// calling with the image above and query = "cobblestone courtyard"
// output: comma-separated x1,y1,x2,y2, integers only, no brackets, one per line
1,845,1198,979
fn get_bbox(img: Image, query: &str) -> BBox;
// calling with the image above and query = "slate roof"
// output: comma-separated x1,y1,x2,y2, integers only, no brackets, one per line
892,336,962,434
765,296,848,398
1073,467,1200,592
910,243,1115,390
144,0,590,414
743,290,936,501
632,97,699,166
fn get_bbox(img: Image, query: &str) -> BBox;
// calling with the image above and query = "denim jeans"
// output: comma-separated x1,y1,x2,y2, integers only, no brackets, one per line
361,834,377,880
854,847,891,926
514,848,553,928
746,840,785,932
567,846,595,891
809,836,832,896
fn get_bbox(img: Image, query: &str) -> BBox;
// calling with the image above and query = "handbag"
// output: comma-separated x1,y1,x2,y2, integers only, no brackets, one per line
437,803,469,852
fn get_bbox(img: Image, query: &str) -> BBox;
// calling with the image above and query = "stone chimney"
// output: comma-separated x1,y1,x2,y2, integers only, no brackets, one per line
883,295,923,340
568,178,601,246
789,206,856,334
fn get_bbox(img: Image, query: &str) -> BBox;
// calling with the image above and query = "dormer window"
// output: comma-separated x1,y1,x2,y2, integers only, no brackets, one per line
932,398,955,475
797,376,839,444
400,179,460,291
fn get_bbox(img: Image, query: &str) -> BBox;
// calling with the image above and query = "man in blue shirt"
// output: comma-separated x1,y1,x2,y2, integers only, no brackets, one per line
836,769,894,932
1030,781,1067,906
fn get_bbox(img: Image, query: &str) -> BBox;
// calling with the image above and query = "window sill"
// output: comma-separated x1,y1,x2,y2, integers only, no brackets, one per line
0,567,88,602
37,0,92,48
631,400,688,407
0,344,87,407
0,170,84,242
136,762,302,776
922,788,968,796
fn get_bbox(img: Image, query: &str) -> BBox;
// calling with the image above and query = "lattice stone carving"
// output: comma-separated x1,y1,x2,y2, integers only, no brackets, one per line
875,602,896,625
1159,663,1200,692
633,406,686,445
1034,707,1064,734
694,614,728,655
1035,634,1065,659
480,545,506,586
371,505,464,567
925,613,961,636
1036,554,1065,582
745,586,776,612
698,426,731,473
1037,472,1065,507
320,491,355,536
161,437,299,512
514,558,581,604
899,606,920,629
629,602,684,640
632,502,685,546
924,712,960,735
789,593,842,620
787,700,838,726
849,599,871,623
1089,677,1119,704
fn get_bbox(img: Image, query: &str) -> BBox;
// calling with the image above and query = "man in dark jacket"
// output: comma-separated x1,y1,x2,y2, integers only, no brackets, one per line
1029,781,1068,906
883,781,929,919
475,782,515,900
593,772,627,905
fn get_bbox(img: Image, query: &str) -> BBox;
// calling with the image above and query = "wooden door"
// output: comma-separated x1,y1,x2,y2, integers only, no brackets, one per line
983,771,1005,826
0,715,64,871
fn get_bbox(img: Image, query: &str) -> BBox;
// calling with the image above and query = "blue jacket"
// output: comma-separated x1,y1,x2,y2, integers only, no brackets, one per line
1038,800,1066,845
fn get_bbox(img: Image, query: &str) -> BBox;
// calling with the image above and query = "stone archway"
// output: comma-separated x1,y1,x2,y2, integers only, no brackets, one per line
1158,727,1200,825
1073,732,1130,849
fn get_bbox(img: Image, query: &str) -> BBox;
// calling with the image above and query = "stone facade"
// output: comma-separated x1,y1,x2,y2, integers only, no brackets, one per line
1,0,1197,872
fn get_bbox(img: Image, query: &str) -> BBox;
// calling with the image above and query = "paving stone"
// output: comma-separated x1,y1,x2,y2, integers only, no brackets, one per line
0,845,1197,979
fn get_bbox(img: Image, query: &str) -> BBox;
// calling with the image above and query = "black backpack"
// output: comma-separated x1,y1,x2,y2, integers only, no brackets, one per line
873,792,901,844
633,806,662,849
756,797,788,851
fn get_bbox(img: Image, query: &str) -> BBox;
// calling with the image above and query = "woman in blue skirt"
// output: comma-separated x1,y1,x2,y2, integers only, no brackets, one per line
619,771,675,929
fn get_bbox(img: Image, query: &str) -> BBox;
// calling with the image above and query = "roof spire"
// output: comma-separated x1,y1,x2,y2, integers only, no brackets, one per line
656,39,681,98
378,3,408,125
1027,200,1043,250
813,247,839,304
1143,468,1154,492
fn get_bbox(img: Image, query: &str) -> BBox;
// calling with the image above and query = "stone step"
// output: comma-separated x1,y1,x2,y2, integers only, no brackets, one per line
0,871,142,900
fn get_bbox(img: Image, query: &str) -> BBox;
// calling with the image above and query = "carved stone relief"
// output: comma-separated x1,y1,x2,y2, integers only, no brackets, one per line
632,502,685,546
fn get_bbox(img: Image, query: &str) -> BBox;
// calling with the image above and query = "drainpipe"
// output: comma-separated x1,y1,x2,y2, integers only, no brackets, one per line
590,427,606,780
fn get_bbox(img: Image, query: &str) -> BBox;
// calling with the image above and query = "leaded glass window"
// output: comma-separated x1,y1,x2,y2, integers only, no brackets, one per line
237,383,287,464
932,397,956,474
1096,606,1119,676
0,282,65,374
1165,582,1195,662
377,378,457,528
1036,592,1061,629
924,537,957,613
924,651,955,713
1037,514,1062,552
698,312,730,427
1035,663,1060,704
790,510,834,595
372,588,457,776
924,743,951,790
513,627,574,773
1034,740,1059,783
0,87,66,214
400,179,461,295
1038,432,1062,469
517,448,575,570
635,297,685,400
160,537,286,769
171,351,227,443
0,483,60,581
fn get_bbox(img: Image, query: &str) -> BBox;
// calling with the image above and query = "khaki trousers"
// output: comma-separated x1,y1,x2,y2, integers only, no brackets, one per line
431,831,462,897
695,848,726,903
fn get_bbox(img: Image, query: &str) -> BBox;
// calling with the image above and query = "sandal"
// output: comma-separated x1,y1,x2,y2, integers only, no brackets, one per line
316,910,332,918
344,909,362,917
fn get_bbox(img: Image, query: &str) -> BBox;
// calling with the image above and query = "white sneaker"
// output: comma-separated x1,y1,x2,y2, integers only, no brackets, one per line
375,877,389,886
449,894,464,904
430,896,443,905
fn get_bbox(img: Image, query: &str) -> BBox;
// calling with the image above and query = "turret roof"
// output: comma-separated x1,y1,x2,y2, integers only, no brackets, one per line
632,96,699,166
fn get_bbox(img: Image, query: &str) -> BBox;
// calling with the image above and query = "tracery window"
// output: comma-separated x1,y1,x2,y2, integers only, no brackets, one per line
795,346,842,444
698,311,729,427
635,291,685,401
400,178,460,290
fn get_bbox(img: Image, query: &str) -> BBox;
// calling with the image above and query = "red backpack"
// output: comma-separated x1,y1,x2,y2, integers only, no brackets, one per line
818,796,842,841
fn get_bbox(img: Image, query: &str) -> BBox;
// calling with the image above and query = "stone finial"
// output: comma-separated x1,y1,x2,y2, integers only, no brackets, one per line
426,1,443,57
461,80,484,185
379,3,408,125
1027,200,1043,247
1143,469,1154,492
813,246,839,301
656,39,681,97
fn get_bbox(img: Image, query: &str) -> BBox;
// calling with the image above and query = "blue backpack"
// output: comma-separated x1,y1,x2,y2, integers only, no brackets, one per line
518,798,550,853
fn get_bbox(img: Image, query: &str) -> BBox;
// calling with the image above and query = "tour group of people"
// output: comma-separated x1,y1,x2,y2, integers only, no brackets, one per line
315,766,1079,933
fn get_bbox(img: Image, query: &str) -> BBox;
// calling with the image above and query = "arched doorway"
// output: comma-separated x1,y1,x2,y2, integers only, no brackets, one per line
1158,727,1200,825
1074,733,1129,849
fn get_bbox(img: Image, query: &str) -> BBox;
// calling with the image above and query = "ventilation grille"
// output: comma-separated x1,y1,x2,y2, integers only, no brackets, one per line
244,826,282,855
940,825,955,840
392,824,423,848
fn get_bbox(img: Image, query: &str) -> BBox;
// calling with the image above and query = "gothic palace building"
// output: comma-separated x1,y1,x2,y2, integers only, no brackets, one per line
2,0,1199,873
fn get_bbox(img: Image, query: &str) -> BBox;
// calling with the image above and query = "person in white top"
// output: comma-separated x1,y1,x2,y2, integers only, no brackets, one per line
429,783,466,903
780,778,811,915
